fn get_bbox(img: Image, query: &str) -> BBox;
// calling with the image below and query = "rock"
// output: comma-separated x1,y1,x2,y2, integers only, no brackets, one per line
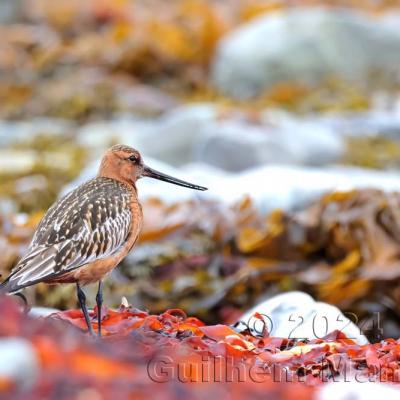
238,291,368,345
318,382,400,399
0,338,38,389
76,107,400,176
78,103,345,171
196,116,343,171
213,8,400,98
381,12,400,34
76,117,148,158
233,164,400,213
77,104,217,164
0,118,73,147
149,104,217,165
29,307,60,317
308,111,400,139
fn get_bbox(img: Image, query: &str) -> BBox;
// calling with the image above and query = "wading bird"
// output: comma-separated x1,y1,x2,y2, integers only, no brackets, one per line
1,145,207,335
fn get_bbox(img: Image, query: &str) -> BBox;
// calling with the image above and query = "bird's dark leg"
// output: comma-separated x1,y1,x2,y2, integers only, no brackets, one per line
95,280,103,337
76,283,94,336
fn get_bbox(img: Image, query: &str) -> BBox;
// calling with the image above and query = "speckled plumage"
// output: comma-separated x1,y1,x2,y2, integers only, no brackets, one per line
0,144,206,336
2,177,140,292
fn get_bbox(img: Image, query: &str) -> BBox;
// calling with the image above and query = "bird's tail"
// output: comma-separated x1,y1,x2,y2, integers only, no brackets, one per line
0,276,28,307
0,275,13,293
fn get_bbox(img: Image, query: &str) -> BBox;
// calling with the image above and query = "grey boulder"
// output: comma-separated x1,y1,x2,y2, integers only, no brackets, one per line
213,8,400,98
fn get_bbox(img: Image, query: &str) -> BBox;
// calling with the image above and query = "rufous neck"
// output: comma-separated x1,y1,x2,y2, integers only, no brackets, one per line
98,158,137,190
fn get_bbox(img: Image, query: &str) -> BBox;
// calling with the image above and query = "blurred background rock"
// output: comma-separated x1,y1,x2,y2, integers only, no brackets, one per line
2,0,400,341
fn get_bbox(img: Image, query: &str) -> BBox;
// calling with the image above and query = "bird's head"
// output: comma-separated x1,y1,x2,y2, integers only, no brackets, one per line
99,144,207,191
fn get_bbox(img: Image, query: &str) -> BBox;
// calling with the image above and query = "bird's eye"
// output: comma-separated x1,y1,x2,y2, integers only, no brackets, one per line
128,155,138,163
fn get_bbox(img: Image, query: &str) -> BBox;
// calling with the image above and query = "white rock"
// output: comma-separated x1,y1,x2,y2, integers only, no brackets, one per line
381,12,400,34
29,307,59,317
0,118,73,147
76,116,150,159
77,104,217,165
238,291,368,345
318,382,400,399
213,8,400,98
306,111,400,139
149,104,217,165
77,103,346,172
76,106,400,176
0,338,38,388
227,164,400,213
196,117,343,170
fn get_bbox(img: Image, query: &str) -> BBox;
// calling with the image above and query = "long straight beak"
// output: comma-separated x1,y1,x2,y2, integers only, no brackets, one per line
143,165,207,191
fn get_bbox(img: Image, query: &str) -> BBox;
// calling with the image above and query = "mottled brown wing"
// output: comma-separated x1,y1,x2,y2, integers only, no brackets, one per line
3,178,133,292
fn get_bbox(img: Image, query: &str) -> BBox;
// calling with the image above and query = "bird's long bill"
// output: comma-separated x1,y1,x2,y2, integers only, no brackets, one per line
143,165,207,191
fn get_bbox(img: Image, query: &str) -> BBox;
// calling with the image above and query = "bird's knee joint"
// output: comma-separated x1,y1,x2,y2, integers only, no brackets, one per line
96,292,103,304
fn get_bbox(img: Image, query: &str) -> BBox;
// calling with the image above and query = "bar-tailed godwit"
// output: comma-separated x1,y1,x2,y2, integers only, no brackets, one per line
1,144,207,335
